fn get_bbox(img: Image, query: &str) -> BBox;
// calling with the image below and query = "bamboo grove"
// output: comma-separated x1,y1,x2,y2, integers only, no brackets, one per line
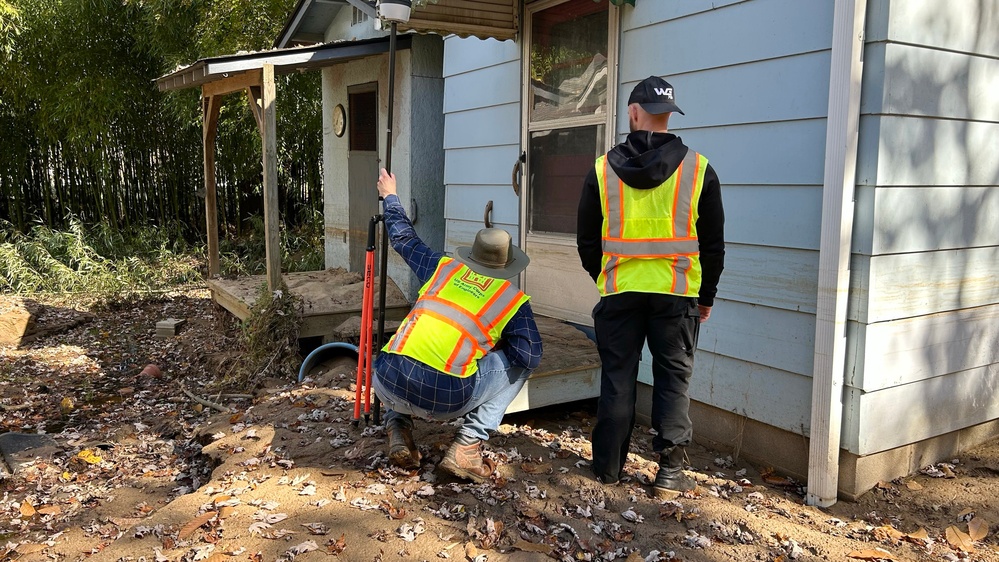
0,0,322,239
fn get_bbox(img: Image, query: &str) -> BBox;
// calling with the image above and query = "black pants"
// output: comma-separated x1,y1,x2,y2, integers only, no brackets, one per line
590,292,699,483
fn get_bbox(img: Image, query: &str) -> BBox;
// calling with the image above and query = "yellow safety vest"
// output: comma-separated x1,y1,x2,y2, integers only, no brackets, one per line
596,148,707,297
383,257,530,378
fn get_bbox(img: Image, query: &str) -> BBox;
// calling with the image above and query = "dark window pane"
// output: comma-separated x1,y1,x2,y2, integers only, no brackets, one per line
349,90,377,151
529,124,604,235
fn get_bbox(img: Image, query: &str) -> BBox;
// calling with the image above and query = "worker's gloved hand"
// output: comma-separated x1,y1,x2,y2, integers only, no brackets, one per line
377,168,397,199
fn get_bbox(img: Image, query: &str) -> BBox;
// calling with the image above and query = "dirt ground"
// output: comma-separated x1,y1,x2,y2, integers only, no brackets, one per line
2,288,999,562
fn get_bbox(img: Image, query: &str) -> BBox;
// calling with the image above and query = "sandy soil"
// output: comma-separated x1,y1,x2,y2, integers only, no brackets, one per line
2,289,999,562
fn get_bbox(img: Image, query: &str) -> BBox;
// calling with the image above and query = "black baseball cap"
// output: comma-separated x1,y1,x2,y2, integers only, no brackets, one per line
628,75,685,115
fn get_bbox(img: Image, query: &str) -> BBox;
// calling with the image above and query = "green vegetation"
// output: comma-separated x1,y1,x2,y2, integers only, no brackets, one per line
215,281,303,391
0,0,323,241
0,214,325,295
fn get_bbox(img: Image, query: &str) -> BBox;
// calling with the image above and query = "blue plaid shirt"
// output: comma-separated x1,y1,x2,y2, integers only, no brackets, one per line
373,194,542,415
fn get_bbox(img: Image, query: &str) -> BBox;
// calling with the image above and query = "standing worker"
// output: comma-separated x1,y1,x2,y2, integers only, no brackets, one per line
372,168,543,483
576,76,725,498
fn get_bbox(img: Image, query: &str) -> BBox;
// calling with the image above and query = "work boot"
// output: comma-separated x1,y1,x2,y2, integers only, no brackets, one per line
439,438,496,484
387,422,421,469
653,447,697,499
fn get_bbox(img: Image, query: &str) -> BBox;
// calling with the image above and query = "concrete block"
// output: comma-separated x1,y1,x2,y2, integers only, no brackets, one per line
0,433,62,477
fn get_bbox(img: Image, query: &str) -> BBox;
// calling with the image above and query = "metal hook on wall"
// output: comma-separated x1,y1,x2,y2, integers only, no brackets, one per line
483,200,493,228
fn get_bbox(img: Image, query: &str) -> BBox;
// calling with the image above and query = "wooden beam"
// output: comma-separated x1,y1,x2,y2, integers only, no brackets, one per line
246,85,263,135
201,69,262,99
260,64,282,292
202,94,222,278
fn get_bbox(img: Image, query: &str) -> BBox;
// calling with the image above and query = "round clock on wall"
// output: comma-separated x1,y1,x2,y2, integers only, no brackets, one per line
333,103,346,137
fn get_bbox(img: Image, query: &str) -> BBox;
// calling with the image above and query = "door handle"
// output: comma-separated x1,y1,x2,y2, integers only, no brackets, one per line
511,151,525,196
484,200,493,228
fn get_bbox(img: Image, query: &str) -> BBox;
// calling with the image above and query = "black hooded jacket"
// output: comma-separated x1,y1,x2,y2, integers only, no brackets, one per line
576,131,725,307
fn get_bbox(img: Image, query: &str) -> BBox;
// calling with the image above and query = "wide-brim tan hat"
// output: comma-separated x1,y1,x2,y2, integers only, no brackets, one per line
454,228,530,280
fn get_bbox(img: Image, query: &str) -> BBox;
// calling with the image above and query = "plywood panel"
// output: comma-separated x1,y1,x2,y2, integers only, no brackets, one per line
861,43,999,122
724,185,823,250
870,116,999,187
620,0,832,81
443,59,521,113
847,303,999,391
865,186,999,255
660,119,829,187
617,52,832,131
443,35,520,77
444,103,521,149
844,362,999,455
444,144,521,185
698,300,816,377
718,243,819,314
638,350,814,436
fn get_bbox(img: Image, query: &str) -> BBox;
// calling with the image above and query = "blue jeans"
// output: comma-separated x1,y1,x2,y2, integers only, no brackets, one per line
375,350,532,442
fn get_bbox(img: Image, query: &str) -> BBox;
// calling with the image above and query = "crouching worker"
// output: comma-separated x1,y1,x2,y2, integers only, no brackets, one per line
371,168,542,483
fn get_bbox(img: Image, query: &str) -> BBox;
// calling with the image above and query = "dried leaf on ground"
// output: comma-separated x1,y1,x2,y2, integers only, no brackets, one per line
179,511,218,540
945,525,976,553
20,501,37,517
512,540,552,554
846,547,896,560
325,534,347,555
968,517,989,541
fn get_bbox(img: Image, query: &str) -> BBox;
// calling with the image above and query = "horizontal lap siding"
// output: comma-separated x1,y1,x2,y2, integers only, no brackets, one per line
847,0,999,455
621,0,833,433
442,35,521,265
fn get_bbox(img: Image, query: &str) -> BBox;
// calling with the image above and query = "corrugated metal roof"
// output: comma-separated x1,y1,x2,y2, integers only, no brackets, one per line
156,36,411,92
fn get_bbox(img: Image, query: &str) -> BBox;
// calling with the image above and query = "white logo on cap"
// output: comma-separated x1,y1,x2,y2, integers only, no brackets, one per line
654,87,674,99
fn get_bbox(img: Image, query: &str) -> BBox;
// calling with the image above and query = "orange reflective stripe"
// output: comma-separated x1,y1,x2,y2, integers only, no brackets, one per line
389,316,419,352
422,294,491,341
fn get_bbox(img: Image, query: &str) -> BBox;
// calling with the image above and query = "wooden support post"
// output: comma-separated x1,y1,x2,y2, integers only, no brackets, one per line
261,64,282,292
201,94,222,278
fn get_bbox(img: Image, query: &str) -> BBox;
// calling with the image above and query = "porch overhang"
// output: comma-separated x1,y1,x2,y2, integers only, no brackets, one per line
157,36,412,92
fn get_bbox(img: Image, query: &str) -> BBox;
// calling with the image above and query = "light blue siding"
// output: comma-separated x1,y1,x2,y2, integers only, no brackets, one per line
444,104,521,149
718,244,819,315
844,362,999,455
442,36,520,77
619,51,831,131
698,300,816,377
847,303,999,393
620,0,833,80
639,349,814,436
442,35,521,263
444,145,521,185
853,186,999,255
845,0,999,455
674,120,829,186
626,0,834,431
443,60,520,113
724,185,823,250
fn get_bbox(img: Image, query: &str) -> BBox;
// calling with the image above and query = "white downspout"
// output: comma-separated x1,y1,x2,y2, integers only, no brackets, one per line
806,0,867,508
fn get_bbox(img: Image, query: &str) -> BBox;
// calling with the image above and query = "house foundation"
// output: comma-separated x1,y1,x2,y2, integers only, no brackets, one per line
636,385,999,501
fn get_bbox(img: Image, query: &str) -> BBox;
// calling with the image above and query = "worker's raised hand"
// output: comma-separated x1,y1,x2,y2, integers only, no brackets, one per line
377,168,397,199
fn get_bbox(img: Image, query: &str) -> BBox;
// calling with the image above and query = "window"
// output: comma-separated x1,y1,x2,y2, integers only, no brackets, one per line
525,0,611,236
352,7,370,26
